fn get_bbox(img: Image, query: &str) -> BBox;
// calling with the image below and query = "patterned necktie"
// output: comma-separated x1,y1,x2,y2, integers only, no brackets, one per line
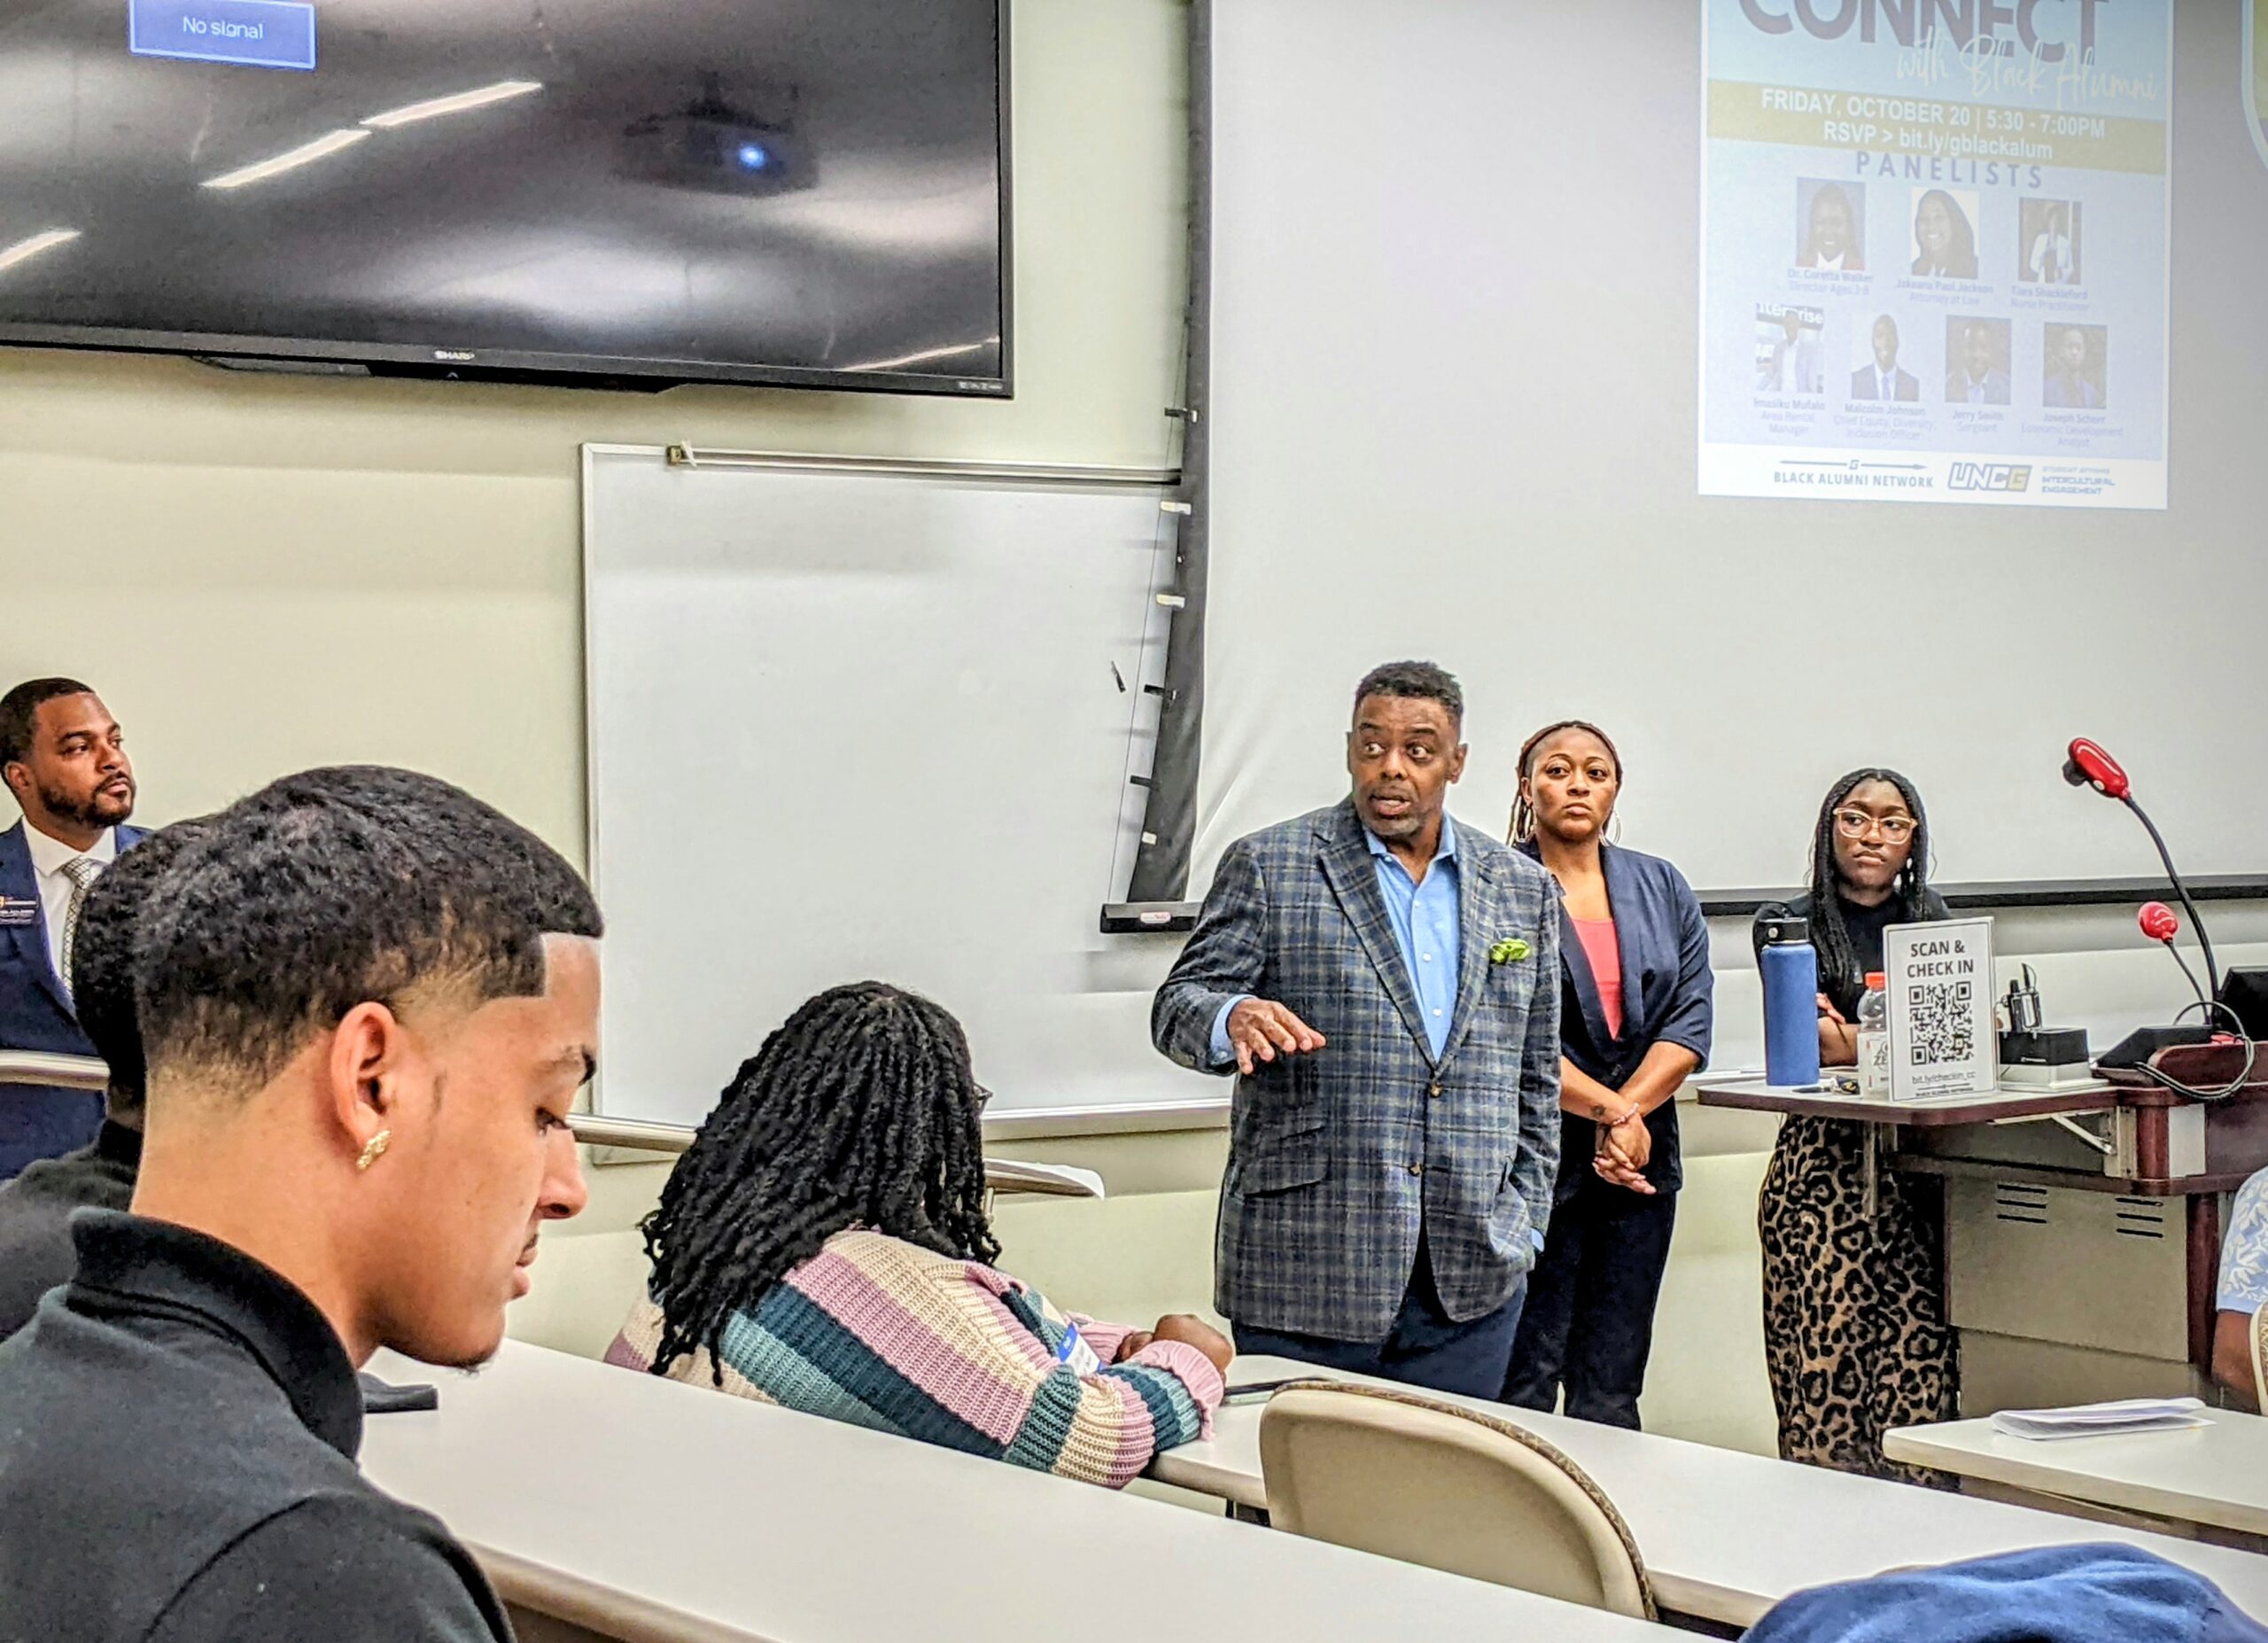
57,855,103,995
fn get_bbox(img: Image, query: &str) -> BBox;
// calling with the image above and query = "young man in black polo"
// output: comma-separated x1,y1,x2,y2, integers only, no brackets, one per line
0,766,602,1640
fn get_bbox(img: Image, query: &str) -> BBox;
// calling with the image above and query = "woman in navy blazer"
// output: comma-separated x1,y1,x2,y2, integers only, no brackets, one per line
1499,721,1713,1428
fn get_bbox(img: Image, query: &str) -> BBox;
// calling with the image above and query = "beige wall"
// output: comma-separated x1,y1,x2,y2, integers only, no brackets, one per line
0,0,1189,860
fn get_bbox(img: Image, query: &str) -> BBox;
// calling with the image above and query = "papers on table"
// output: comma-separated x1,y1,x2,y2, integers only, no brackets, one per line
1989,1398,2210,1441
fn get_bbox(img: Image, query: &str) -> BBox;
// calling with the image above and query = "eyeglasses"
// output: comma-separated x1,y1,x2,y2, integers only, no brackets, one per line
975,1084,994,1111
1832,808,1916,844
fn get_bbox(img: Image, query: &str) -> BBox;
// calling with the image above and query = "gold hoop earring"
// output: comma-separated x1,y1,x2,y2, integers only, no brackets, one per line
355,1130,392,1172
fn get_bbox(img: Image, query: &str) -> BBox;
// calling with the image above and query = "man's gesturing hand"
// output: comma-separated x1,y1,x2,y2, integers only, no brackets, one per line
1227,999,1326,1076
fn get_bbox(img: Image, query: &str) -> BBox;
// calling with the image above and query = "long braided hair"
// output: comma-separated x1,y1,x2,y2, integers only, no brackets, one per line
1805,767,1933,1007
1507,720,1623,845
638,981,1001,1380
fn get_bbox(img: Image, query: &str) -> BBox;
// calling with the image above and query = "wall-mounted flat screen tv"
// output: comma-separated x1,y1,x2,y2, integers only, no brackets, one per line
0,0,1011,394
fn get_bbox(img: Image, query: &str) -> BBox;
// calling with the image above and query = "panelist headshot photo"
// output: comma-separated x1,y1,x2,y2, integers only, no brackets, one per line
1755,304,1824,396
1848,314,1918,401
2043,323,2107,409
1910,187,1980,279
1944,318,2012,405
1795,180,1865,270
2019,199,2083,285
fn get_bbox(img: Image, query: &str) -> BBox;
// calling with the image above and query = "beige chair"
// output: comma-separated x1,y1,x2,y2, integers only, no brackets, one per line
1258,1382,1657,1621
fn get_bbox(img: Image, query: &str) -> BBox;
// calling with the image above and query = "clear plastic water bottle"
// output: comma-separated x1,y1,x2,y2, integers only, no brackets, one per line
1857,971,1890,1099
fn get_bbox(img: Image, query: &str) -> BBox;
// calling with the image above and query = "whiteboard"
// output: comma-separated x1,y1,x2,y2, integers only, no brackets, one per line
583,446,1218,1126
1200,0,2268,892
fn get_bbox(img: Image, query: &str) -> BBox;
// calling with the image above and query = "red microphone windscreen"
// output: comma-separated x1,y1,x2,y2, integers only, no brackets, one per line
2067,737,2132,800
2139,901,2180,943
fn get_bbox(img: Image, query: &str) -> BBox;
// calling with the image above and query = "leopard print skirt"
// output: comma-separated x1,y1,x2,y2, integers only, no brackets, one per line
1759,1115,1960,1487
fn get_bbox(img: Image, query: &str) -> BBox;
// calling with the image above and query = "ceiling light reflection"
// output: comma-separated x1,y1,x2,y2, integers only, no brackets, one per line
0,227,81,274
202,128,371,191
841,337,1001,373
361,79,544,130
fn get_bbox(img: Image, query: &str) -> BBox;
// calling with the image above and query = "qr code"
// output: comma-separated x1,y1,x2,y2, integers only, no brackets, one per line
1907,979,1972,1064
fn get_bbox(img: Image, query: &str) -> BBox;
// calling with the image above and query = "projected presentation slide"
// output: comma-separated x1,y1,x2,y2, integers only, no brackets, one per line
1698,0,2171,510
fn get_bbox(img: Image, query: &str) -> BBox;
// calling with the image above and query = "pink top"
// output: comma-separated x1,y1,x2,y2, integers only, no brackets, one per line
1571,915,1624,1040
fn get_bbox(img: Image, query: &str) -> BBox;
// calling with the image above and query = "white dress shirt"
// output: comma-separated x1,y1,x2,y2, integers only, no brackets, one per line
22,822,116,989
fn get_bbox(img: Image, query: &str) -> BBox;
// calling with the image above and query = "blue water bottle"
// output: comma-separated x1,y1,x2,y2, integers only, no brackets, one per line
1759,914,1821,1088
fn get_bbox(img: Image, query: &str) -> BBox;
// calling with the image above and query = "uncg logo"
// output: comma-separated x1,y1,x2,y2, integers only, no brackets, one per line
1947,463,2031,493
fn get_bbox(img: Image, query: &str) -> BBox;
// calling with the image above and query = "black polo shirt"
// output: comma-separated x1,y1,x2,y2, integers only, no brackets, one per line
0,1118,141,1341
0,1210,511,1642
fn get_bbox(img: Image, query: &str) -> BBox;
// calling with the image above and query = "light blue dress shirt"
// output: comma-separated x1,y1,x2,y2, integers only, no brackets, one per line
1362,815,1462,1057
1208,814,1463,1063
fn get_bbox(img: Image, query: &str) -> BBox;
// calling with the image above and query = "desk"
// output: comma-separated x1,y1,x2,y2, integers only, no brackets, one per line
1884,1411,2268,1539
1694,1081,2119,1131
1152,1359,2268,1630
1695,1080,2120,1219
1697,1074,2268,1412
358,1341,1662,1643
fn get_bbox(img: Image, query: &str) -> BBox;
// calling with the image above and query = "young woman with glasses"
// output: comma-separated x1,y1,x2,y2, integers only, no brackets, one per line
1750,769,1958,1483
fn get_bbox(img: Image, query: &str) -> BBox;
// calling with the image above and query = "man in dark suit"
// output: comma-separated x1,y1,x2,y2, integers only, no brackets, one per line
1850,315,1920,401
1153,661,1562,1396
0,818,208,1337
0,679,145,1179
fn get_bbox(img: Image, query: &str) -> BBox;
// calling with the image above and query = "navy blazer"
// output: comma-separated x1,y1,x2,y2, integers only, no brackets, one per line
1520,841,1713,1198
0,820,147,1180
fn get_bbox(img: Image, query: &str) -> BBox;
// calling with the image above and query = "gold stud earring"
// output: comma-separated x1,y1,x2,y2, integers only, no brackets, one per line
355,1130,392,1172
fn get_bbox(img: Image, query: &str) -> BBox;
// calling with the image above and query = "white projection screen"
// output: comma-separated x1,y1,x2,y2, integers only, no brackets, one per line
1200,0,2268,895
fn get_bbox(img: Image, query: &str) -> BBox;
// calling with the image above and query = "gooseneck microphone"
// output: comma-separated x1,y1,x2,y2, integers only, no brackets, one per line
2137,901,2209,1016
2064,737,2220,1000
2062,737,2131,801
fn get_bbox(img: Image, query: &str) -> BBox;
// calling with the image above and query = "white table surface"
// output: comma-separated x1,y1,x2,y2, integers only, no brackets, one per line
1158,1358,2268,1629
358,1341,1662,1643
1884,1411,2268,1537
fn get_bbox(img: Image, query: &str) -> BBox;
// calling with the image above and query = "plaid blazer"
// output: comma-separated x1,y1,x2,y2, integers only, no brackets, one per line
1152,799,1562,1342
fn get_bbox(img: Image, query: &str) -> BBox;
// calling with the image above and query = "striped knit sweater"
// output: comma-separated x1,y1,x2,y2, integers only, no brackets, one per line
604,1227,1223,1489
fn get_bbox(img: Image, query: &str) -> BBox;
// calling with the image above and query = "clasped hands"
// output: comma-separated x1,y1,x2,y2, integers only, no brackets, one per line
1591,1101,1655,1195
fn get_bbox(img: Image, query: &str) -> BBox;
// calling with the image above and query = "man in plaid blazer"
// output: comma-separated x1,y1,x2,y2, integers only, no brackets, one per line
1152,662,1561,1396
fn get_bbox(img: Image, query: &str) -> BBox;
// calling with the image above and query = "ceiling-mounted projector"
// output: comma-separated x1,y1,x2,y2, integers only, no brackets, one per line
618,75,814,196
